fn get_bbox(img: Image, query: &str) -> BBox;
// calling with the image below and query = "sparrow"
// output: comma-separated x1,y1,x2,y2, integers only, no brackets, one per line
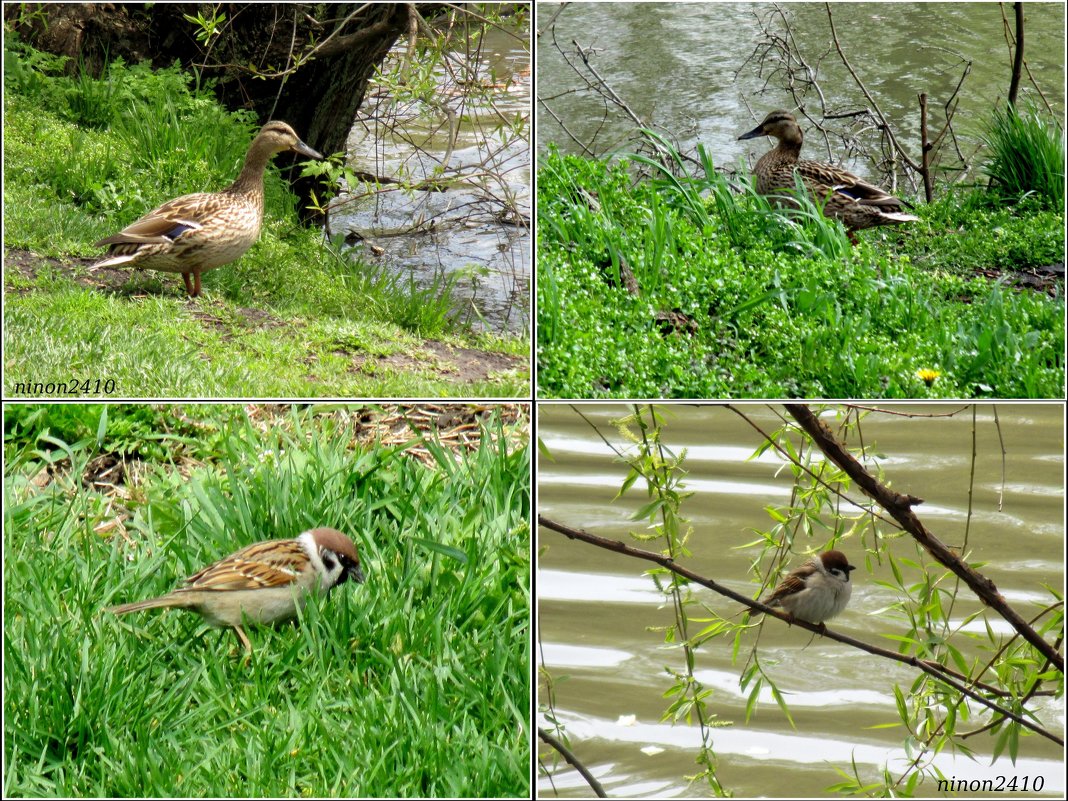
758,549,855,628
107,527,364,651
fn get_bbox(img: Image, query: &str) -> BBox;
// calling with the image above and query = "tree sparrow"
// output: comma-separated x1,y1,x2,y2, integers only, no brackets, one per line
107,527,364,651
759,549,855,627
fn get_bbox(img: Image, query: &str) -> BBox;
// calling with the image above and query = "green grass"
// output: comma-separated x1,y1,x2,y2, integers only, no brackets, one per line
3,403,530,797
980,102,1065,208
2,38,528,397
5,286,525,398
537,147,1064,398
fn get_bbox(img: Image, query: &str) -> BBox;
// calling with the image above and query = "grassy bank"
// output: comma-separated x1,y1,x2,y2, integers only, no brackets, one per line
537,148,1063,398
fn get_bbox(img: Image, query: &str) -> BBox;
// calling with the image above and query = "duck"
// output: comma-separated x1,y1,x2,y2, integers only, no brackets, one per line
91,121,323,297
738,110,919,241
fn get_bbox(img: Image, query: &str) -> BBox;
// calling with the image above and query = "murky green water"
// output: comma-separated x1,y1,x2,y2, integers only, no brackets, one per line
338,17,530,334
537,2,1065,182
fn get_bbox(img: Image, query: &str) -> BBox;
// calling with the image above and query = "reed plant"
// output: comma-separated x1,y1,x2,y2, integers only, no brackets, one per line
981,102,1065,209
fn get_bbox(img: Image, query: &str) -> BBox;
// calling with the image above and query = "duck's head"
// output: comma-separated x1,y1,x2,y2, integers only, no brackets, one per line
256,121,323,160
738,110,802,144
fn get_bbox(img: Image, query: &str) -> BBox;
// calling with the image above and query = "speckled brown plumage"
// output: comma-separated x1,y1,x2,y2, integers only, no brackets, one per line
92,121,322,297
738,110,919,239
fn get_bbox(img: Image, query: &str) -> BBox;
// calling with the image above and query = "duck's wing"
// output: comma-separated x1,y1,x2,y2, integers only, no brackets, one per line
93,193,213,250
796,160,913,212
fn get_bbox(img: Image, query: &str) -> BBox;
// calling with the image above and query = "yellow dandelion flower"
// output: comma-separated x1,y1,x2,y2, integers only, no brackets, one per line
916,369,940,386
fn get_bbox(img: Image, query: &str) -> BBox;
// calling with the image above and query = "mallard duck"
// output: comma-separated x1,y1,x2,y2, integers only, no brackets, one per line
91,121,323,297
738,110,918,241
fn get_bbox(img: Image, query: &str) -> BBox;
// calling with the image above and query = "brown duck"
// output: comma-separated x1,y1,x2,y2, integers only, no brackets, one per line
738,110,918,241
91,121,322,297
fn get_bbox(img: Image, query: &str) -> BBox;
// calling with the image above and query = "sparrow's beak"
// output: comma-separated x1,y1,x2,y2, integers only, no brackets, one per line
350,564,366,584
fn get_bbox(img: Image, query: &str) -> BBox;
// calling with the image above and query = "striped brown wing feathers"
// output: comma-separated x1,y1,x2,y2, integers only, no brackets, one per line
182,539,309,591
94,201,206,250
795,161,913,211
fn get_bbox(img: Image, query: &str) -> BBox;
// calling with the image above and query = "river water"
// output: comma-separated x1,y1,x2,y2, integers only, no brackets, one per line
335,16,530,335
537,2,1065,183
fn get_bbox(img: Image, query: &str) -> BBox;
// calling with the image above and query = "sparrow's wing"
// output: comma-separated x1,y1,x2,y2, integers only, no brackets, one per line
183,539,309,590
763,571,810,605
